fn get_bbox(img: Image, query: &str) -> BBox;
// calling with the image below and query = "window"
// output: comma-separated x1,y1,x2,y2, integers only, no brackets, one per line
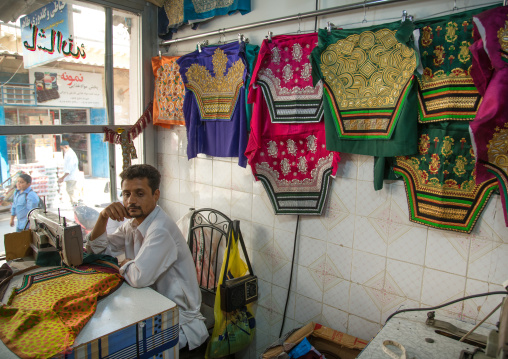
0,0,154,249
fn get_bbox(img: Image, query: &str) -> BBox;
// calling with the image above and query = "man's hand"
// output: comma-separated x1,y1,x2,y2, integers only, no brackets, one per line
90,202,132,242
57,177,64,184
9,216,15,227
119,258,132,267
100,202,132,222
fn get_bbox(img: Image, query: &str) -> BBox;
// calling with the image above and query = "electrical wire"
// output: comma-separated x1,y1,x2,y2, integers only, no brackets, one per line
279,214,300,338
384,291,507,325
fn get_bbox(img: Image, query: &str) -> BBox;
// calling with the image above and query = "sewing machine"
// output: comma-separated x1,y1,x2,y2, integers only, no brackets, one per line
358,287,508,359
28,208,83,266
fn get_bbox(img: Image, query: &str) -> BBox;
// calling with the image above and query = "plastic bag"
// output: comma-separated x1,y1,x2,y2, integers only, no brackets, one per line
206,229,256,358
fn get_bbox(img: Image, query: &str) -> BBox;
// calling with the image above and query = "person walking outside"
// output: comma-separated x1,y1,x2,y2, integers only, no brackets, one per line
10,173,40,232
58,140,80,206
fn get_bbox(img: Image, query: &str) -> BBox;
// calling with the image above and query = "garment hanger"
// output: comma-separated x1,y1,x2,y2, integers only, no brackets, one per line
453,0,458,11
362,0,368,23
327,21,335,33
266,31,273,43
297,13,302,33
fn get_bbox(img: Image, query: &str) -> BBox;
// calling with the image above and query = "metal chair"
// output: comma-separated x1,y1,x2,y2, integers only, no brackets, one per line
187,208,232,328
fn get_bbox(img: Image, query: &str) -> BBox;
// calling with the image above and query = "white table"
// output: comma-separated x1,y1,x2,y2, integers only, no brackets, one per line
0,264,179,359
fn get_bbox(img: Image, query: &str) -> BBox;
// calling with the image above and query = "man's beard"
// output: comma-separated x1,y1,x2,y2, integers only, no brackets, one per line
128,206,144,218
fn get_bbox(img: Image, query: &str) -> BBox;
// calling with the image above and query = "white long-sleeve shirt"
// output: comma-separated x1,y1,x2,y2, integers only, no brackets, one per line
87,205,208,349
63,147,79,181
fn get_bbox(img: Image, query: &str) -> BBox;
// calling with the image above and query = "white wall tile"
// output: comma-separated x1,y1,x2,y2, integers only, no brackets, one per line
421,268,466,306
386,259,423,301
356,180,391,217
299,215,328,241
387,226,427,265
347,315,381,341
351,250,386,288
252,193,275,227
426,230,469,276
179,180,194,207
327,243,352,280
357,155,374,181
354,216,388,256
194,183,213,209
294,294,323,324
232,164,254,193
231,190,252,221
212,160,232,189
295,264,324,302
335,152,358,180
211,187,231,217
326,213,355,248
194,157,213,185
321,304,349,334
323,279,350,312
178,156,194,182
348,283,382,324
297,234,326,267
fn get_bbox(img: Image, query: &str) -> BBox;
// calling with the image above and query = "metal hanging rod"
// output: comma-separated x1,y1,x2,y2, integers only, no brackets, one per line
160,0,409,46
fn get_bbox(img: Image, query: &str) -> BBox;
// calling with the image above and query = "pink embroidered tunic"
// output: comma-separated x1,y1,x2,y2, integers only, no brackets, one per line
246,34,340,215
469,6,508,225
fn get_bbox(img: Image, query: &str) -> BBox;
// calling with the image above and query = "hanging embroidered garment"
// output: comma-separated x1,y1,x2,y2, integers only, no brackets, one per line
393,121,497,233
0,267,123,359
253,33,323,123
468,5,508,226
246,34,340,215
177,41,251,167
310,20,418,157
184,0,251,23
413,6,496,123
152,55,186,129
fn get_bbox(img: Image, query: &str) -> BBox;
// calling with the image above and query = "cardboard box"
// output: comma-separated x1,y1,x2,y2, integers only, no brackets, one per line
262,322,368,359
4,230,33,260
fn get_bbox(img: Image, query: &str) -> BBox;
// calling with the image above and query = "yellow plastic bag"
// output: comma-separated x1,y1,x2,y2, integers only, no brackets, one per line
206,228,256,358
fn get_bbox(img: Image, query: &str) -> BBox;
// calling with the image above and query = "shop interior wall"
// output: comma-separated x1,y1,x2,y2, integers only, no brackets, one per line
155,0,508,358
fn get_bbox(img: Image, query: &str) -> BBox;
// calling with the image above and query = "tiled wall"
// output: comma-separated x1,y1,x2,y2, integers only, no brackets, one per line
156,126,508,358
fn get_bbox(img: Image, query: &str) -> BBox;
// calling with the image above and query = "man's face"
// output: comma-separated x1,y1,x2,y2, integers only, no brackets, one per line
16,178,30,191
61,145,69,153
121,177,160,224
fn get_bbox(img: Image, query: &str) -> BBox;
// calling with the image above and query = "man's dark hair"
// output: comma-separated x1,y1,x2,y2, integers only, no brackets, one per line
18,173,32,184
120,164,161,194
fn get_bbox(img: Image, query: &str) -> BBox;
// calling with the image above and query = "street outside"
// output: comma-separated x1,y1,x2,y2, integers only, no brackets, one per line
0,176,112,255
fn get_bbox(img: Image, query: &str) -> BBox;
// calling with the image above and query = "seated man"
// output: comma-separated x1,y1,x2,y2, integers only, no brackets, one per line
86,164,208,350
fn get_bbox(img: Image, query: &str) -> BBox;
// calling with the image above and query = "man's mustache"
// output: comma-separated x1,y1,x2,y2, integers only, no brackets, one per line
128,206,142,210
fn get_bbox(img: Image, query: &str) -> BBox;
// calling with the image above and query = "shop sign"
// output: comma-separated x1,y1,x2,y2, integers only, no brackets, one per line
29,67,104,108
21,1,85,69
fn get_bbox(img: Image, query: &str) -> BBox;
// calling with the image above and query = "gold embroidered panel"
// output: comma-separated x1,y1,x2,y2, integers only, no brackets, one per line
186,47,245,120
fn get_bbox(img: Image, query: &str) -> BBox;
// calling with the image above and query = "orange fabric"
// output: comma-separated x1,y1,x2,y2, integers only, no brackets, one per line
152,55,185,129
0,267,123,359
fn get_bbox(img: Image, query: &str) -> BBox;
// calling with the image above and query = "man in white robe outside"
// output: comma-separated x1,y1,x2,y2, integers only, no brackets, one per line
86,164,208,350
57,140,80,205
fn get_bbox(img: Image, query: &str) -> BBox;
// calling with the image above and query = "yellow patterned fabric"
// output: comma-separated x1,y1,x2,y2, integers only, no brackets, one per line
0,267,123,359
152,55,185,129
185,47,245,120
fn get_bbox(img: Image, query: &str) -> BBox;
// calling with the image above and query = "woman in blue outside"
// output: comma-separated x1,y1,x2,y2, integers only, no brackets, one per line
10,173,40,232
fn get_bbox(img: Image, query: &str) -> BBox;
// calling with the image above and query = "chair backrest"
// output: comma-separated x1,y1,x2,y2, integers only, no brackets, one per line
187,208,232,308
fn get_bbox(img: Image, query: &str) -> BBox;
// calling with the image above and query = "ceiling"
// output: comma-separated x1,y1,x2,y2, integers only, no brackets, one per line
0,0,54,23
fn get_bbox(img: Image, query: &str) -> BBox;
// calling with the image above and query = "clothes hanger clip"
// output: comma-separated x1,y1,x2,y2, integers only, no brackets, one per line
297,13,302,33
198,42,202,52
327,21,335,33
401,10,407,22
265,31,273,42
238,33,244,43
242,34,249,43
453,0,458,11
158,50,162,60
362,0,367,23
408,15,414,22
